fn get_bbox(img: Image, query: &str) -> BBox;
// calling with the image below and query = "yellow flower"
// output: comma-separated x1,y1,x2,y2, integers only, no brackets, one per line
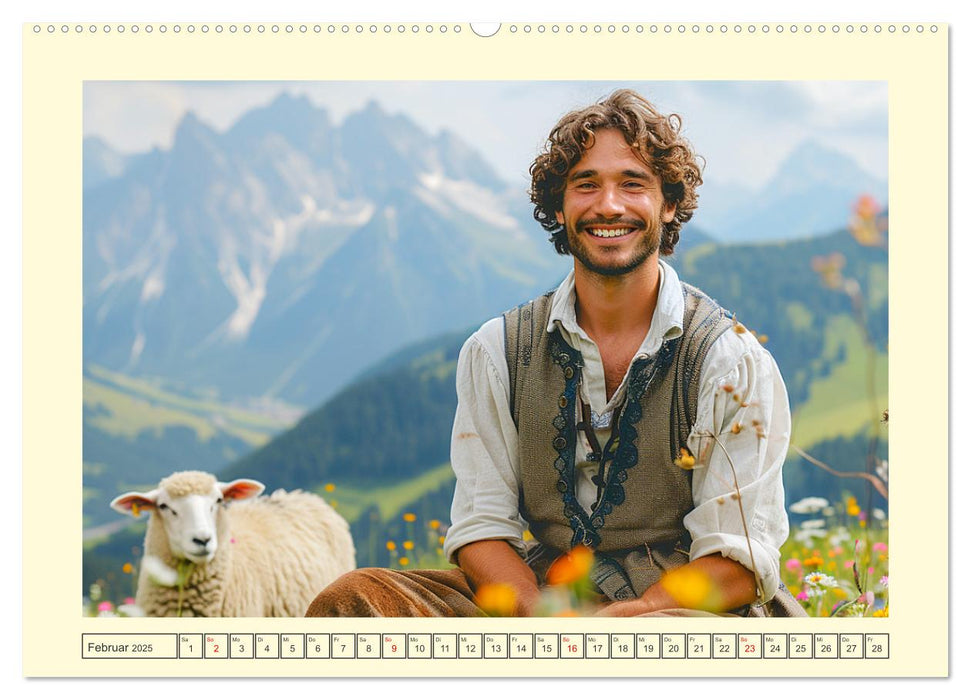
546,545,594,586
438,535,445,546
674,448,696,470
122,562,134,575
803,556,824,568
403,513,417,523
847,504,861,517
398,557,409,567
386,541,397,551
474,583,517,617
428,519,441,530
324,483,335,493
660,567,721,611
403,541,414,551
873,608,889,617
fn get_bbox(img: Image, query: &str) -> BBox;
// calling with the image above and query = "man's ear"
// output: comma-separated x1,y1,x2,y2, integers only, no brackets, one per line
555,211,565,226
661,201,676,224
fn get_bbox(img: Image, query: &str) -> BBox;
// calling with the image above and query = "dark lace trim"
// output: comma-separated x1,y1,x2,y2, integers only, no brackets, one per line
548,331,679,550
588,338,678,527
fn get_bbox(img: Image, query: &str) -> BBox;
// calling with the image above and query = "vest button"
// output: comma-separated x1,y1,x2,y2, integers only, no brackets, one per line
553,436,567,450
558,395,568,408
564,367,575,379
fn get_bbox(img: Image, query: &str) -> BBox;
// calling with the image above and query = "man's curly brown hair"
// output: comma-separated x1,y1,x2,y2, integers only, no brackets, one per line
529,89,703,256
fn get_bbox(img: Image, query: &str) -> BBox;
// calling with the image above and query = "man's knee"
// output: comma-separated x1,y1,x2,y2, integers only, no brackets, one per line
305,568,392,617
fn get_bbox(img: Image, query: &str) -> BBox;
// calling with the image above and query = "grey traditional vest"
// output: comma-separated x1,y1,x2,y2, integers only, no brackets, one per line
504,283,731,598
502,282,808,616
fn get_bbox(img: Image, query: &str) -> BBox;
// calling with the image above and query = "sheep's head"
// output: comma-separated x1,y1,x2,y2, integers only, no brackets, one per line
111,471,265,565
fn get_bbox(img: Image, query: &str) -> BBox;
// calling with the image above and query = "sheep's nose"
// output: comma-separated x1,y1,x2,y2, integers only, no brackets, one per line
192,536,212,547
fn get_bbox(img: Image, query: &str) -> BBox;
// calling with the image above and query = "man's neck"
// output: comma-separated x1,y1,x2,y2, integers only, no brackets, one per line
573,256,661,344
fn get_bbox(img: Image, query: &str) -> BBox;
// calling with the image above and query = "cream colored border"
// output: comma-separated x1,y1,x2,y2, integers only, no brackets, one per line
23,22,947,678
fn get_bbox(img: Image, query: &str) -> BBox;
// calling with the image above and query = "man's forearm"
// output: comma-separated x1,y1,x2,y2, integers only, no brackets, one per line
455,539,541,616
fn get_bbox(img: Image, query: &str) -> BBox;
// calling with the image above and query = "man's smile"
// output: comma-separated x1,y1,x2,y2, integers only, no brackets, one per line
586,226,636,239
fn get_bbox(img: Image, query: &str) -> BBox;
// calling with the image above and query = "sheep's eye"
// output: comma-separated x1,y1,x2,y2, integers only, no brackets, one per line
158,503,177,516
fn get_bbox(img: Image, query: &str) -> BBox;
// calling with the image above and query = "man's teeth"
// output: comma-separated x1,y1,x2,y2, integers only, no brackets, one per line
588,228,633,238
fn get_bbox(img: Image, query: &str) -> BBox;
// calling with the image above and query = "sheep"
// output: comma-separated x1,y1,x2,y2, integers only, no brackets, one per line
111,470,356,617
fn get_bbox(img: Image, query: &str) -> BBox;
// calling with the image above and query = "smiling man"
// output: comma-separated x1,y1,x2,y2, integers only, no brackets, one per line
307,89,804,617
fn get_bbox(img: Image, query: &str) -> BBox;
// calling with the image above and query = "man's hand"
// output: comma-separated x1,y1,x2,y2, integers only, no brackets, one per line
595,554,759,617
456,540,542,617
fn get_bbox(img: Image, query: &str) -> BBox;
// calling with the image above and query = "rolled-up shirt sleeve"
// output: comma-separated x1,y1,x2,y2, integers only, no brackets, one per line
683,330,791,604
443,320,528,564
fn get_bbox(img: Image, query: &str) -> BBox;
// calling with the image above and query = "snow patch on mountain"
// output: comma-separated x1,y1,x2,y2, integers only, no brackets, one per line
418,171,517,229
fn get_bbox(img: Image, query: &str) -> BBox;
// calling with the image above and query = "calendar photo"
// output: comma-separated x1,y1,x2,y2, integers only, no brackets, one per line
80,78,889,622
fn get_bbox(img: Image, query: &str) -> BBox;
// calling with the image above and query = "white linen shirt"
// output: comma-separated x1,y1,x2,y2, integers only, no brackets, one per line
443,260,791,601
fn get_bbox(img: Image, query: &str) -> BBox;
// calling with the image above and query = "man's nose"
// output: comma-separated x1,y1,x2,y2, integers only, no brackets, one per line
593,186,625,217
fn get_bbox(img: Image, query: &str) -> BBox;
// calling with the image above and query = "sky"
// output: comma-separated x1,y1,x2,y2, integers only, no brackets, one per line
83,80,888,198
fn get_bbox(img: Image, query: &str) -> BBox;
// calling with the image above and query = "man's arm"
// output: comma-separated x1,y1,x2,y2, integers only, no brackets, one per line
455,540,542,617
596,554,757,617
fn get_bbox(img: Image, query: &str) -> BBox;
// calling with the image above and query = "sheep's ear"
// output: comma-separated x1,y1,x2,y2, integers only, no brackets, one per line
219,479,265,502
111,490,158,518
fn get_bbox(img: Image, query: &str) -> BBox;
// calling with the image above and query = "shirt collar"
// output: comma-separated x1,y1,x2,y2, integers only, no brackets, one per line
547,259,685,357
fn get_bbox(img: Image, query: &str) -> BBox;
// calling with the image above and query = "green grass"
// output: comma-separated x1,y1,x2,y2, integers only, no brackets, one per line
87,364,300,431
84,368,296,447
790,314,888,450
323,462,456,524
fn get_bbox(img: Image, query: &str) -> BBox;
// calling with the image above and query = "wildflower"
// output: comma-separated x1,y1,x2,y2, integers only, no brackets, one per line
873,507,887,520
858,591,875,607
122,562,134,574
398,557,409,566
546,546,594,586
785,558,802,572
475,582,517,617
795,530,827,546
847,503,860,517
403,513,417,522
879,575,889,588
438,536,446,546
796,590,809,601
804,571,838,588
428,519,441,530
123,597,136,605
660,567,721,611
789,497,829,515
872,542,888,553
141,555,179,587
800,519,826,530
117,603,144,617
757,334,768,344
330,500,337,508
674,447,696,470
848,194,885,247
386,541,397,551
873,608,889,617
844,561,855,570
811,252,846,290
98,601,114,612
403,541,414,551
324,483,335,493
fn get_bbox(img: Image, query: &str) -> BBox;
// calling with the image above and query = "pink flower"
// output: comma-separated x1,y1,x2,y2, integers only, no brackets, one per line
858,591,875,606
124,597,136,605
867,566,874,575
844,561,855,569
872,542,888,553
796,590,808,601
785,558,802,572
97,601,113,612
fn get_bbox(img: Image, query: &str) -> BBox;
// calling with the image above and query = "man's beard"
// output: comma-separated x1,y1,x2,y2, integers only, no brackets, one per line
565,214,662,278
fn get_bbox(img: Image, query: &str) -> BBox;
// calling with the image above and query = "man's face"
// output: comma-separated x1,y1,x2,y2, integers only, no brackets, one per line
556,128,676,278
